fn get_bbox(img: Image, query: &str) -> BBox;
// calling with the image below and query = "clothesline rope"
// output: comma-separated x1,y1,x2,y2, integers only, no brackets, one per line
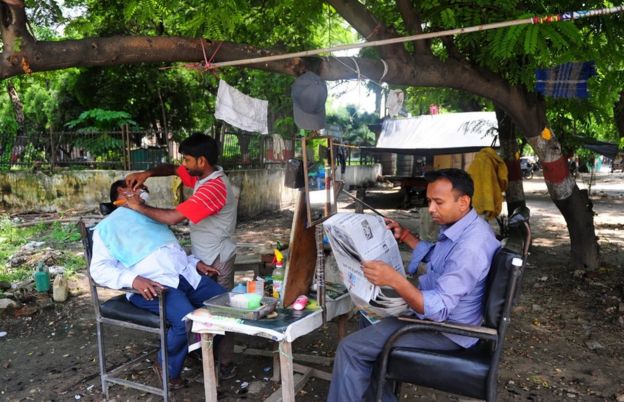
206,5,624,69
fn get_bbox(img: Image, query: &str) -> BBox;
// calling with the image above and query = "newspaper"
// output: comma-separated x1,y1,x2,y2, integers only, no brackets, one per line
323,213,409,318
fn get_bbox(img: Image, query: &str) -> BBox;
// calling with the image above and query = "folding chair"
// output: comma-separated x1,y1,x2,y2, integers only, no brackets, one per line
79,213,170,401
375,207,531,402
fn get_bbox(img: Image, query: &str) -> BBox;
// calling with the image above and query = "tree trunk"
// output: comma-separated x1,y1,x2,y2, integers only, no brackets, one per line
495,107,526,216
614,90,624,139
6,82,26,164
522,114,600,270
553,187,599,270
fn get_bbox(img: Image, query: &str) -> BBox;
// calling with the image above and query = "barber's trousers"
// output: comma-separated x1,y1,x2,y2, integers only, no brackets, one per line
130,275,225,379
327,316,461,402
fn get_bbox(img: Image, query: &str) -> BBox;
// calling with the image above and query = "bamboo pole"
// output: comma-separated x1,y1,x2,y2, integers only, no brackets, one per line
208,6,624,69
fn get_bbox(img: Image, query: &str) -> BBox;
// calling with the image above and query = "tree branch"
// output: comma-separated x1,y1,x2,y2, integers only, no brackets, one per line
325,0,410,62
395,0,429,54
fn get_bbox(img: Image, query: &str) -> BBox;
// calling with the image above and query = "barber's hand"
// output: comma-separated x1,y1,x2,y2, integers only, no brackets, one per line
123,190,142,210
126,171,151,191
362,260,401,288
196,261,219,277
384,218,403,241
132,276,165,300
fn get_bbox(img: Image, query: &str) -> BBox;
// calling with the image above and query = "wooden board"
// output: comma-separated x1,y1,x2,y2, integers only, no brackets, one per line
282,191,317,308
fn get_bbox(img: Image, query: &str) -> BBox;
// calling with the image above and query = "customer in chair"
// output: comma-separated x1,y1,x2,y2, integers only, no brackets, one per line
90,180,226,390
327,169,500,402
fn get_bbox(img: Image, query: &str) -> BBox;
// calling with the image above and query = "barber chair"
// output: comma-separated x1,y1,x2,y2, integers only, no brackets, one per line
79,202,170,401
375,207,531,402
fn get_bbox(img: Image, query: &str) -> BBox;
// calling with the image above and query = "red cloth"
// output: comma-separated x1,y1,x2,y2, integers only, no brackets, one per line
175,166,227,224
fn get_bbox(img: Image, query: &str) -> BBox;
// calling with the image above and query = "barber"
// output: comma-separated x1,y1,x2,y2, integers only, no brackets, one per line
125,132,238,379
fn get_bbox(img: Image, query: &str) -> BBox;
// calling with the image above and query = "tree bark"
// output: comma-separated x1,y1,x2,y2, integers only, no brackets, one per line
614,90,624,139
495,107,526,217
553,187,599,270
6,81,26,164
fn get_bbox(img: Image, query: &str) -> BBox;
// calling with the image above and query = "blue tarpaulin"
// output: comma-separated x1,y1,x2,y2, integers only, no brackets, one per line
535,62,596,99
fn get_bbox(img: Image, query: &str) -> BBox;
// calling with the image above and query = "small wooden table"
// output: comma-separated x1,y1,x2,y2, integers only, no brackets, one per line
188,293,353,402
189,308,323,402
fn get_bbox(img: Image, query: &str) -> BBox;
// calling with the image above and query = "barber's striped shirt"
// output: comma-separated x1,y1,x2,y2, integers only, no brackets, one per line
175,166,227,224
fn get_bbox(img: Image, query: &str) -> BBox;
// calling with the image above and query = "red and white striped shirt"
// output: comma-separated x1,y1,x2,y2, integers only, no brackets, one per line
175,166,227,224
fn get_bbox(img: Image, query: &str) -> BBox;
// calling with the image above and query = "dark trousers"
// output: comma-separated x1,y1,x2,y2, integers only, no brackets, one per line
130,275,225,378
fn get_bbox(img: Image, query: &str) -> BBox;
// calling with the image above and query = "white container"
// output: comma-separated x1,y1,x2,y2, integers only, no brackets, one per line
52,274,68,302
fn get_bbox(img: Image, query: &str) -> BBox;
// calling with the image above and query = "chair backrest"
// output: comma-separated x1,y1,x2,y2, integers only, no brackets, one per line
79,221,96,263
505,206,530,259
483,248,522,329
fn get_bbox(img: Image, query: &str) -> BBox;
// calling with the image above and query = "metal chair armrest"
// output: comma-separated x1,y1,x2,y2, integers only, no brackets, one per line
93,283,167,296
396,316,499,341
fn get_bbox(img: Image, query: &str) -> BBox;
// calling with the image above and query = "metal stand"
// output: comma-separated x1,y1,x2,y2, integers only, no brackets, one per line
315,224,326,324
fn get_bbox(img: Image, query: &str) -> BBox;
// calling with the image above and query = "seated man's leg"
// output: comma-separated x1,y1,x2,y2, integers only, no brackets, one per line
130,282,201,379
327,316,460,402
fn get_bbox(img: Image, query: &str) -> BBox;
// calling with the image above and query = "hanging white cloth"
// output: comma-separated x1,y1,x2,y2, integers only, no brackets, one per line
386,89,404,117
271,134,285,160
215,80,268,134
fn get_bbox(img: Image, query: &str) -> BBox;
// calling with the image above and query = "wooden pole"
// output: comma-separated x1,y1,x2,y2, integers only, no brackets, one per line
207,6,624,70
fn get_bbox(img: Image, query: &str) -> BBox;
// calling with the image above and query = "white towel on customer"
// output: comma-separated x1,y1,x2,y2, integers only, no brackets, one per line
215,80,268,134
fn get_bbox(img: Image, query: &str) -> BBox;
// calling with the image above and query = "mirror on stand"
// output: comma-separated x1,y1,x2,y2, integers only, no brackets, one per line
301,136,337,228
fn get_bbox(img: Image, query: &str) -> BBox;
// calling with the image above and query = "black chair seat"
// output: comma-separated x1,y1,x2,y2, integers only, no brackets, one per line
386,341,491,400
100,295,162,328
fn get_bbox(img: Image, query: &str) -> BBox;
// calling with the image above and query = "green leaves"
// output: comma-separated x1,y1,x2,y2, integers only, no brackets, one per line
65,108,136,131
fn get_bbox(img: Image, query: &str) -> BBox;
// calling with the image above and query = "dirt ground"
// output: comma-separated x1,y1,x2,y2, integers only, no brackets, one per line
1,172,623,402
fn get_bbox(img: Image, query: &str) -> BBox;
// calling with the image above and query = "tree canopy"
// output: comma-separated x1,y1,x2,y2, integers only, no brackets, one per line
2,0,624,269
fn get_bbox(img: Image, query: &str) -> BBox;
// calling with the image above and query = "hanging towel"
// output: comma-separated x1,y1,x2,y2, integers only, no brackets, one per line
215,80,268,134
271,134,285,160
467,147,508,220
386,89,404,116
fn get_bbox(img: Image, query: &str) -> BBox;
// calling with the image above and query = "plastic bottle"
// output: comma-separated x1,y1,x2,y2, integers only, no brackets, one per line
255,277,265,296
34,262,50,293
272,249,285,300
292,295,309,311
52,273,68,302
316,166,325,189
232,283,247,294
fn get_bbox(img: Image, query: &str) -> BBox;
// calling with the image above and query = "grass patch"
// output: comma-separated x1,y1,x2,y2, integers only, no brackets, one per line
0,216,84,283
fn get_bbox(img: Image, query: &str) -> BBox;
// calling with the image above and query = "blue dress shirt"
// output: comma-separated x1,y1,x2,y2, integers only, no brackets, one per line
407,208,500,347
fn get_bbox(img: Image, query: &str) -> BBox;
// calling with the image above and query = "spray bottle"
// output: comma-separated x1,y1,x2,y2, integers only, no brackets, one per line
272,249,284,300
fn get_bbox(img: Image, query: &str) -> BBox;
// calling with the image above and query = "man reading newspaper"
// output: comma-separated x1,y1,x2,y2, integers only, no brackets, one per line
327,169,500,402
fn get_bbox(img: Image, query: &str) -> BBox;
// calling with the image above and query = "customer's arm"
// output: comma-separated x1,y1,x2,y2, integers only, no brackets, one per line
384,218,420,249
361,260,425,314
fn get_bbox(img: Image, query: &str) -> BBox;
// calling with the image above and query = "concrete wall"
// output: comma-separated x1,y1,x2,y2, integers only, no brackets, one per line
0,164,381,218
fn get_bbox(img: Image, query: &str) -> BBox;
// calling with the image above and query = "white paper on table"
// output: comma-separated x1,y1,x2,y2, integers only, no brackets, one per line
185,308,324,343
